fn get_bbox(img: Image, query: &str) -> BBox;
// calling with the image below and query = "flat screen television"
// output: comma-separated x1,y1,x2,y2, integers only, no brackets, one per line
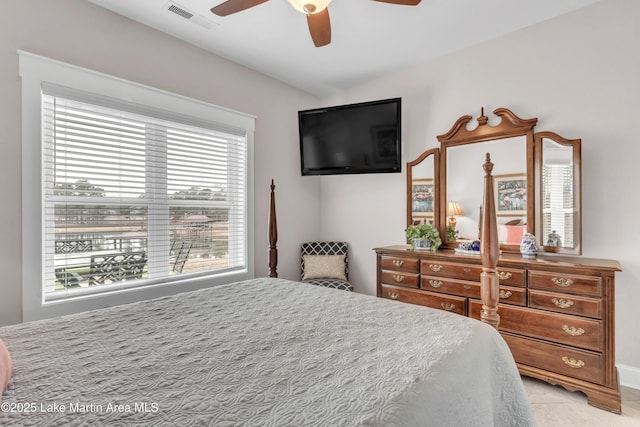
298,98,401,176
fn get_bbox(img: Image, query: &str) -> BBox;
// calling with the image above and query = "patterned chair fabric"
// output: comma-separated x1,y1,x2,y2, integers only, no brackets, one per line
301,241,353,291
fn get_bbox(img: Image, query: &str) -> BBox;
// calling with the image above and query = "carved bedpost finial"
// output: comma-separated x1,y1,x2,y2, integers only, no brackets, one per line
268,179,278,278
483,152,494,174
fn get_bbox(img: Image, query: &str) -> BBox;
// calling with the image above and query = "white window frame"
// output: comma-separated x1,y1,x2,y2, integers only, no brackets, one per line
19,50,255,322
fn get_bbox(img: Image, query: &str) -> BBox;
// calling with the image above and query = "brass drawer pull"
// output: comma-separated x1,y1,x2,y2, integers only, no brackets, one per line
441,302,456,311
562,325,585,336
498,271,512,280
392,274,405,283
499,290,513,299
387,292,399,300
429,264,443,272
463,285,472,290
429,280,443,288
552,298,574,309
552,277,574,287
463,268,471,273
392,259,404,267
562,356,585,369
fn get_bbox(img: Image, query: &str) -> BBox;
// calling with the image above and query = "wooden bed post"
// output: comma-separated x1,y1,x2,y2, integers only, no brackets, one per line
268,179,278,278
480,153,500,329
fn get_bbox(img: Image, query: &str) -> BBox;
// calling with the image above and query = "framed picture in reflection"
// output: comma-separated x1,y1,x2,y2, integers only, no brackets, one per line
494,174,527,216
412,178,434,219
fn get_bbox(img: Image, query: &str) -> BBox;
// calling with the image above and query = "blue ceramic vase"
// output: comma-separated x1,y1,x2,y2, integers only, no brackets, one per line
520,232,538,259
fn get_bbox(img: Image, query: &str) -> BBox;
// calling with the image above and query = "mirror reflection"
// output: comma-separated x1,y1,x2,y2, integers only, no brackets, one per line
411,160,435,224
446,137,527,244
539,133,582,254
407,148,438,228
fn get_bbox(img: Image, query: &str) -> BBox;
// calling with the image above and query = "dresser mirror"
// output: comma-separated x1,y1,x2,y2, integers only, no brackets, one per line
435,108,537,253
445,136,527,242
406,107,584,254
535,131,582,255
406,148,439,227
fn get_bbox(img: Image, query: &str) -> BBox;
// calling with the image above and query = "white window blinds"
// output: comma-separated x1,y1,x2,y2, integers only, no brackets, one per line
42,85,248,300
542,163,574,247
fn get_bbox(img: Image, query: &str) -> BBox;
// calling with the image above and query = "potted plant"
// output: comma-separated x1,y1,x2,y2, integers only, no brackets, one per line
405,223,442,252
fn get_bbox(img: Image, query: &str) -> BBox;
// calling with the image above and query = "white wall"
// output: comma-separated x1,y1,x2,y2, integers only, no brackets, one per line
0,0,321,326
320,0,640,385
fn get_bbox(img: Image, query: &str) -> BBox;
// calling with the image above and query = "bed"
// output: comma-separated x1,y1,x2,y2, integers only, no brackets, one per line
0,178,535,426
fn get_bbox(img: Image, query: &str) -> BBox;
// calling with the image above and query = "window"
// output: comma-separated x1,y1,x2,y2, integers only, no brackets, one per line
542,163,574,247
20,51,254,320
43,86,248,300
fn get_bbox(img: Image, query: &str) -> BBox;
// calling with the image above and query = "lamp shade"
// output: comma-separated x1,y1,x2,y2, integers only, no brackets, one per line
448,201,464,217
288,0,333,14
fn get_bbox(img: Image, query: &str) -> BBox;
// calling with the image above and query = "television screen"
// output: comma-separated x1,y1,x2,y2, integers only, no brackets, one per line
298,98,401,176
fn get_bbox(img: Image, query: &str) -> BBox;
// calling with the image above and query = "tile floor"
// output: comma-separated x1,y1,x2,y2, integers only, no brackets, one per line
523,377,640,426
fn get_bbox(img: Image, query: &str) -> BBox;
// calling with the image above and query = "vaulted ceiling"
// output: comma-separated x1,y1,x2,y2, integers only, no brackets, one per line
88,0,600,97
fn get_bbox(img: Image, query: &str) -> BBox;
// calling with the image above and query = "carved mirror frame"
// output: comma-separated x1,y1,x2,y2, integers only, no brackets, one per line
406,107,583,255
436,108,537,253
534,131,582,255
406,148,440,228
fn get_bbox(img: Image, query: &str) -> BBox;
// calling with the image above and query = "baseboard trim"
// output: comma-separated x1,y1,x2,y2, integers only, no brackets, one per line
618,364,640,390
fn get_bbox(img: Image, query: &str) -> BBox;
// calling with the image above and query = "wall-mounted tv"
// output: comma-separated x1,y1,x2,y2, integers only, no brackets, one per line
298,98,401,176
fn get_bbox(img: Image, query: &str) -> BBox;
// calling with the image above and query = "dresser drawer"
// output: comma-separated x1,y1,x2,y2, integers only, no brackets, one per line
469,301,603,352
419,277,525,305
381,271,420,288
421,275,479,298
496,267,526,287
498,285,526,306
381,256,419,273
421,260,481,280
529,289,603,319
503,333,605,385
419,260,524,286
528,271,602,297
381,284,467,315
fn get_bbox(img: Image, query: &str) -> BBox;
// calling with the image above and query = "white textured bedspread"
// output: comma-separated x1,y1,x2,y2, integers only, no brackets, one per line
0,278,535,426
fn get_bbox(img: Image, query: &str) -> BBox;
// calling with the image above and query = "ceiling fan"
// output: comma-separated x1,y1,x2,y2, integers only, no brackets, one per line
210,0,422,48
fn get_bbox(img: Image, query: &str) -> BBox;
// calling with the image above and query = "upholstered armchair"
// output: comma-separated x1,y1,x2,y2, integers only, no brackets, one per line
300,241,352,291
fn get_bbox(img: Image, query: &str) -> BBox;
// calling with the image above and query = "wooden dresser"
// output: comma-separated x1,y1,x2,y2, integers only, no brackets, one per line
375,245,622,413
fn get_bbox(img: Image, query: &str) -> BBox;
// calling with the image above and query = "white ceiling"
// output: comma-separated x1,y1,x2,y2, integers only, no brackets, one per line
87,0,600,97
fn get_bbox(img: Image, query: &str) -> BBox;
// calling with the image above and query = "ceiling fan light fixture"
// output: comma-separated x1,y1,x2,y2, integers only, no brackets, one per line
288,0,333,15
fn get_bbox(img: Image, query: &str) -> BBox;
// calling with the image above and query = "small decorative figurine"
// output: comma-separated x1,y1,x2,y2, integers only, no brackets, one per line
520,232,538,259
546,230,562,247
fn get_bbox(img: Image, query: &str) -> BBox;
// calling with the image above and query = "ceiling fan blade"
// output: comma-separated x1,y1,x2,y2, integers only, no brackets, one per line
371,0,421,5
211,0,270,16
307,8,331,47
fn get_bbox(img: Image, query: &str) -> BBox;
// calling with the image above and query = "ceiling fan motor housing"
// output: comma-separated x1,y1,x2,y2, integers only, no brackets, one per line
288,0,333,15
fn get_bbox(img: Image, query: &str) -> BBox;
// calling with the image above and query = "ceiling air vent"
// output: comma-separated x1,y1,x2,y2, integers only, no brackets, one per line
168,3,194,20
165,1,216,29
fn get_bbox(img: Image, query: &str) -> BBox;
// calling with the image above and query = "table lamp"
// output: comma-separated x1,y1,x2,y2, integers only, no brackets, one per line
448,201,464,228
